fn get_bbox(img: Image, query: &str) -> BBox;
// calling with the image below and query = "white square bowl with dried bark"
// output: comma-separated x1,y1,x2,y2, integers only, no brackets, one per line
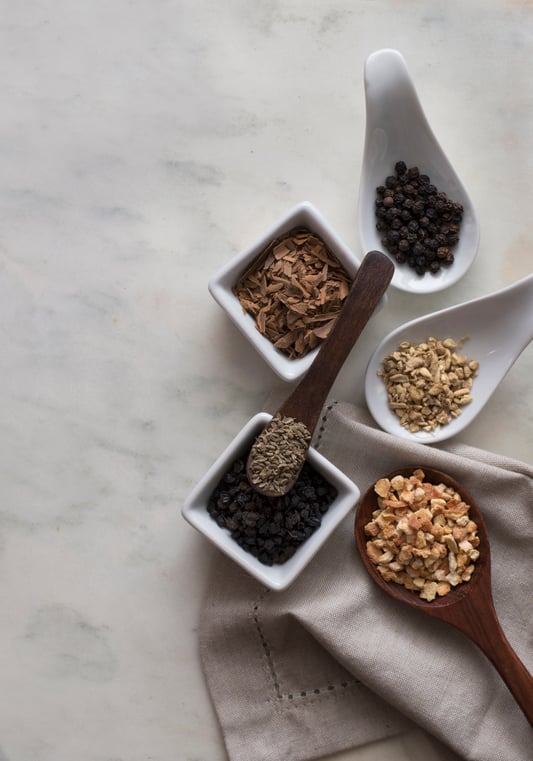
181,412,360,591
208,202,364,383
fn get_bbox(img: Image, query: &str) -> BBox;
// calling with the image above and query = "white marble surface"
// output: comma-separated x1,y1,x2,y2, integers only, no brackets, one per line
1,2,532,760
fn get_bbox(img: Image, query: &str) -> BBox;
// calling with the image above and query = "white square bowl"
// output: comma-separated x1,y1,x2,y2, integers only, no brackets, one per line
208,202,362,383
181,412,360,591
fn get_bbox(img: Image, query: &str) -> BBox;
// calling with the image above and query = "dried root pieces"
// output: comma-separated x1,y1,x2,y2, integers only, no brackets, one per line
364,470,480,601
378,336,479,433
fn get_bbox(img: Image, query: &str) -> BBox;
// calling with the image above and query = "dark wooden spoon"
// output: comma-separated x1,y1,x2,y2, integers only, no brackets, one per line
246,250,394,497
354,466,533,724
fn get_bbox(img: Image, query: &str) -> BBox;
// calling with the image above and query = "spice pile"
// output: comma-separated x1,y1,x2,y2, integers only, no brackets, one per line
378,336,479,433
364,470,480,602
247,414,311,496
233,227,352,359
207,454,338,566
375,161,464,275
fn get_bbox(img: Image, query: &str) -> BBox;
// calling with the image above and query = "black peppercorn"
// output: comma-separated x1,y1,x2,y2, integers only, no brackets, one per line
395,160,407,175
374,161,464,276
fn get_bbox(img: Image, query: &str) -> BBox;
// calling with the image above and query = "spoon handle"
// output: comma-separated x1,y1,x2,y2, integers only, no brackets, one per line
278,250,394,432
520,273,533,344
364,49,426,129
445,594,533,724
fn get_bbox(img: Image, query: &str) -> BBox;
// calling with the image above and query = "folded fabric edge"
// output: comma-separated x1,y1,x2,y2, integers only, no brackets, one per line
198,555,414,761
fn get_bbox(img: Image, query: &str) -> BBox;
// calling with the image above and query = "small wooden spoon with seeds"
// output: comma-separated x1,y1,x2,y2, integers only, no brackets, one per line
246,250,394,497
354,466,533,725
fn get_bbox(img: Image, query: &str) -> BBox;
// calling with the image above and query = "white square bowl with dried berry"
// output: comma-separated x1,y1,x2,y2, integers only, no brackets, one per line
181,412,360,590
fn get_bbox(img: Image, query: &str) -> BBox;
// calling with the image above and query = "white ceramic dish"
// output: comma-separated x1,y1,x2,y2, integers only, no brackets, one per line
181,412,360,591
365,274,533,443
358,48,479,294
208,202,363,383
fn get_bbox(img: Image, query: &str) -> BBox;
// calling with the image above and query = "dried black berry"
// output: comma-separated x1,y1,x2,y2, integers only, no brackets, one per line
206,454,338,566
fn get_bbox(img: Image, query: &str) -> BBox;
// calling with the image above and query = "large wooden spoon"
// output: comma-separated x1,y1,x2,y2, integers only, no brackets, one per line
246,250,394,497
354,466,533,724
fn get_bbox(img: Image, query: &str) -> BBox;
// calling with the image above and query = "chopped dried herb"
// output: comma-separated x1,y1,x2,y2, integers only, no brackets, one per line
233,226,353,359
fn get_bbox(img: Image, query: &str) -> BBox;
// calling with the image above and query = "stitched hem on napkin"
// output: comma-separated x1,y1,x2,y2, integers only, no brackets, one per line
199,564,411,761
198,401,533,761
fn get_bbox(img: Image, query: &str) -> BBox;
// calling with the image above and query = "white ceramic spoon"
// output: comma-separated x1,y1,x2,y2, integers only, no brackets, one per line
358,48,480,294
365,273,533,443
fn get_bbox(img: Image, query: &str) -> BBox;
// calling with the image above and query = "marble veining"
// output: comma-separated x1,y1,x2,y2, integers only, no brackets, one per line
0,1,532,760
22,604,117,682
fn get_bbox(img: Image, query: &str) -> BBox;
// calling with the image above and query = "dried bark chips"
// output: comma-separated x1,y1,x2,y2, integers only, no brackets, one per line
233,227,352,359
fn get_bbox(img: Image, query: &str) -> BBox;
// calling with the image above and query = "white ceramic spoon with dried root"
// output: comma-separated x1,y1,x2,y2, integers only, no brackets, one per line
358,48,479,293
365,273,533,443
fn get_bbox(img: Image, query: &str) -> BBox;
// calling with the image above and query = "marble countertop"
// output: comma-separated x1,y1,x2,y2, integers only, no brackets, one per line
1,2,532,760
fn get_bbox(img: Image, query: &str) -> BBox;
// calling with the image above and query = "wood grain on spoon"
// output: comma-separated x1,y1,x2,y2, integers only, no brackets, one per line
355,466,533,725
247,250,395,497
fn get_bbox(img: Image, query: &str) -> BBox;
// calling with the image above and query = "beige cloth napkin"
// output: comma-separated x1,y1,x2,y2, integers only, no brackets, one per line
199,401,533,761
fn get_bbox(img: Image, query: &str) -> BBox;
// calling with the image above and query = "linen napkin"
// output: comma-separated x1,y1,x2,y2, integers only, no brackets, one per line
198,401,533,761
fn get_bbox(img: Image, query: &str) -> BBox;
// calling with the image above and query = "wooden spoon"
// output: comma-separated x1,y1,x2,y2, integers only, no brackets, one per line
354,466,533,724
246,250,394,497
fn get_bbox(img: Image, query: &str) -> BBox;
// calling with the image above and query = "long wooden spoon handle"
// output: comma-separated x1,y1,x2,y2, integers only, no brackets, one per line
477,622,533,724
278,250,394,431
450,597,533,724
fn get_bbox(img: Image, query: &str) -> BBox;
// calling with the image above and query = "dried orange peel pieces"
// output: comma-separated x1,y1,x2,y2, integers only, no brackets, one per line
364,469,480,601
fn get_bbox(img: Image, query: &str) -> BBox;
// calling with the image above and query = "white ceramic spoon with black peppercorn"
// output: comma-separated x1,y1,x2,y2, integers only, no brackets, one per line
247,250,395,497
365,273,533,443
358,48,479,293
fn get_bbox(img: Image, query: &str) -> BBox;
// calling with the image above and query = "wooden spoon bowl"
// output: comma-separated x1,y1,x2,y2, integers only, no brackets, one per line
354,466,533,724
